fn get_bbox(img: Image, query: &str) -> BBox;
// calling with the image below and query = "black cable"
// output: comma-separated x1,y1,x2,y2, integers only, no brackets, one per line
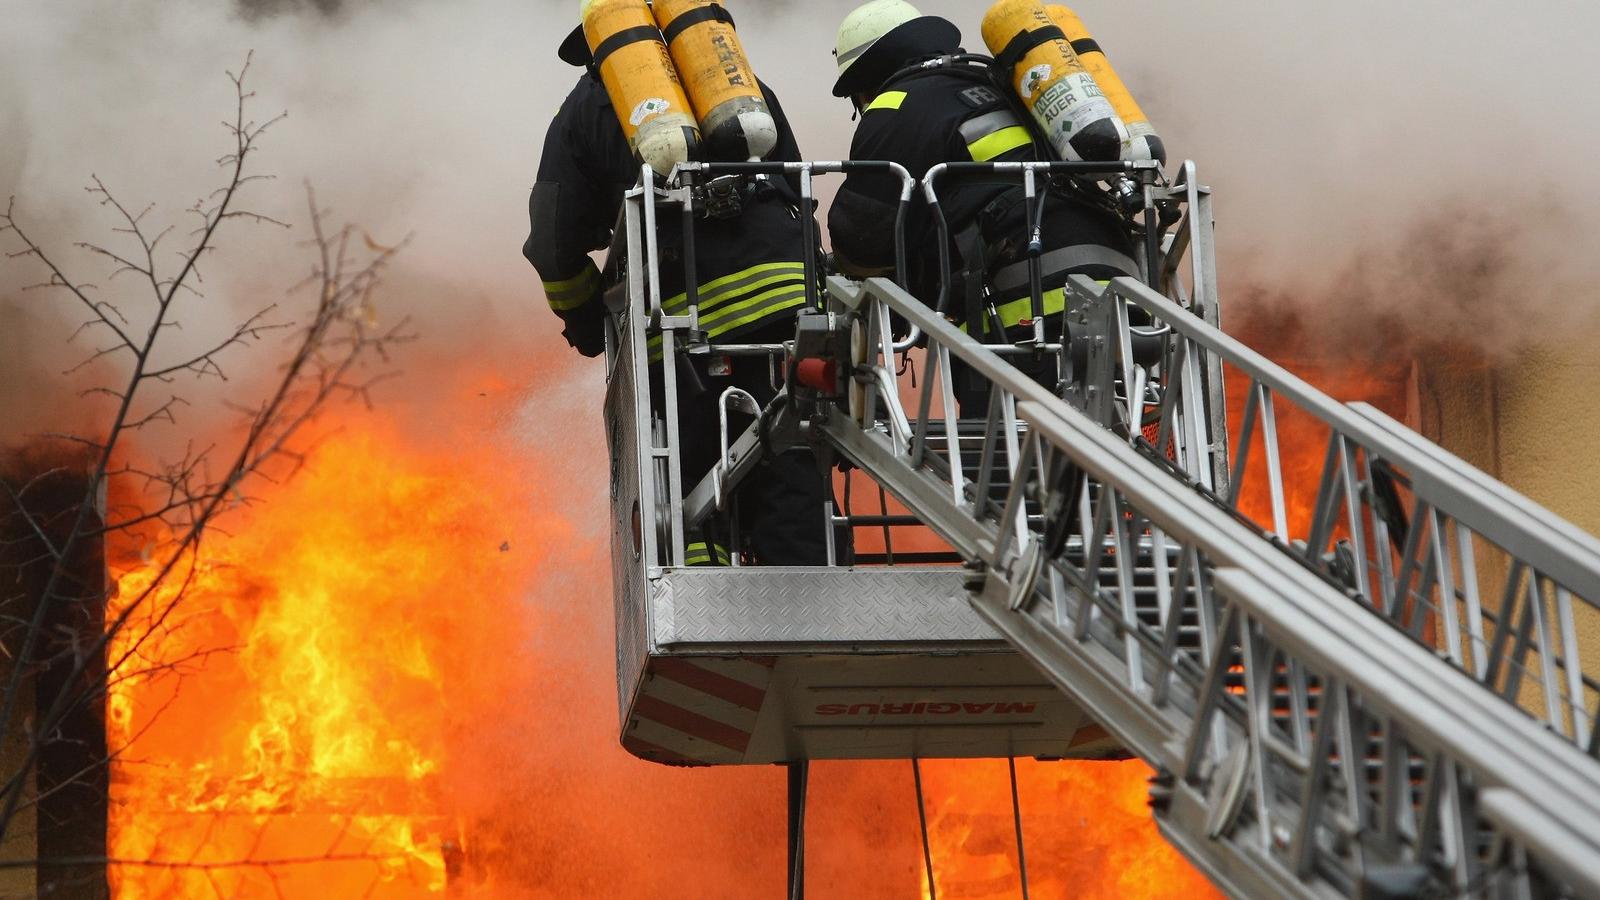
1008,757,1031,900
912,757,938,900
877,485,894,566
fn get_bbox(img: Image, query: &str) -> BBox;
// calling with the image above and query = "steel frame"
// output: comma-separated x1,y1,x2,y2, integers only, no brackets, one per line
604,153,1600,897
819,273,1600,898
1069,274,1600,756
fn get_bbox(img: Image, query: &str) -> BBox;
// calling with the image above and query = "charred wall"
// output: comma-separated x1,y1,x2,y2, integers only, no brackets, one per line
0,453,109,900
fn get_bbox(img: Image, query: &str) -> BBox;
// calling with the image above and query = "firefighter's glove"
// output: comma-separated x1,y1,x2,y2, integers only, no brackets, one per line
562,312,607,358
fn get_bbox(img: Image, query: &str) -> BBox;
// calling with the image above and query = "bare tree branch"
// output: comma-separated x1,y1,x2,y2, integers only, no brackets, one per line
0,52,411,888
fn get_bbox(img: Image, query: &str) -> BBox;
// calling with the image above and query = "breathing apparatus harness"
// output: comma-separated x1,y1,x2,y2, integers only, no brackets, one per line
871,53,1169,344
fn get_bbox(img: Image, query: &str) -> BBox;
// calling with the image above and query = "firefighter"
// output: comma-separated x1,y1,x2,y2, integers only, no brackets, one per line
826,0,1139,410
525,22,838,566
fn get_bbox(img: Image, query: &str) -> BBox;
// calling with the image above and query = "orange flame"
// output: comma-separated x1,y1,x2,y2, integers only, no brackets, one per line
106,413,551,898
104,365,1248,898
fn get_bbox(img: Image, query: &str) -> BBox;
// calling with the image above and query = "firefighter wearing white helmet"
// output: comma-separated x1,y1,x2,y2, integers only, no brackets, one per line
826,0,1139,412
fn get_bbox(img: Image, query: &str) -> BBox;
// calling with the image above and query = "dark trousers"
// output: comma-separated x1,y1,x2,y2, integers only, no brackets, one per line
953,312,1067,416
665,346,841,566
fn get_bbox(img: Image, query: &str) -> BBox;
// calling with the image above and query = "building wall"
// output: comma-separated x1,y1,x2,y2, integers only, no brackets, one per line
1417,332,1600,741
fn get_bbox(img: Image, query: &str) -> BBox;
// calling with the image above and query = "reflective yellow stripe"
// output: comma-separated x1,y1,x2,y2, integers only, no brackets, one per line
661,263,807,317
686,261,805,298
543,264,601,311
960,288,1068,333
684,541,731,566
966,125,1032,162
701,290,807,337
648,285,808,360
696,282,807,330
649,261,811,360
866,90,906,112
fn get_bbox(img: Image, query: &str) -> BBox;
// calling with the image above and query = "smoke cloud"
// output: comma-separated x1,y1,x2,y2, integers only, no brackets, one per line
5,0,1598,438
4,0,1600,894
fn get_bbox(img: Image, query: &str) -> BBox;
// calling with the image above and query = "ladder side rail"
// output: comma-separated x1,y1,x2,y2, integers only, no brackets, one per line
1154,162,1230,492
1086,274,1600,748
1213,568,1600,899
609,180,667,571
603,184,664,723
821,274,1600,899
830,272,1600,800
1094,274,1600,598
1008,398,1600,898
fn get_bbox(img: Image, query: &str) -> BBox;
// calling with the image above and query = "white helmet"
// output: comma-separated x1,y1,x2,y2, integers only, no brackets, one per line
834,1,922,95
832,0,959,98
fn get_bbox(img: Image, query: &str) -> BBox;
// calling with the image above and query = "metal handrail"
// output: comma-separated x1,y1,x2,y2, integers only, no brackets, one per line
1080,273,1600,752
818,272,1600,899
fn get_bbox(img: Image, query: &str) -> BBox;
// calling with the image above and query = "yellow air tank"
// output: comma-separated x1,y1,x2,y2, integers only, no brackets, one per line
981,0,1126,163
652,0,778,162
582,0,700,177
1045,5,1165,165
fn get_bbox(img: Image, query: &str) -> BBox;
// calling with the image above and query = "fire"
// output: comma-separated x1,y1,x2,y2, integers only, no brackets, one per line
103,357,1243,898
106,412,549,898
913,758,1217,899
1222,328,1414,537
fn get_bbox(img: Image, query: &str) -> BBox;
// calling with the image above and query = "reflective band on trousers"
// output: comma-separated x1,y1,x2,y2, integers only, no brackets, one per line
684,540,731,566
543,263,601,311
648,260,809,359
960,287,1067,334
989,245,1139,295
660,262,805,318
865,90,905,112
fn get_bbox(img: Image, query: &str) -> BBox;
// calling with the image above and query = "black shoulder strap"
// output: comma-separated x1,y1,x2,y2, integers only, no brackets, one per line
661,3,734,45
993,25,1066,75
588,25,664,74
954,224,991,342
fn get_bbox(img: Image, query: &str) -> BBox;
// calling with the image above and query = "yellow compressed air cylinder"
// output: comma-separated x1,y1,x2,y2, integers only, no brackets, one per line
652,0,778,162
981,0,1126,163
582,0,700,177
1045,5,1165,165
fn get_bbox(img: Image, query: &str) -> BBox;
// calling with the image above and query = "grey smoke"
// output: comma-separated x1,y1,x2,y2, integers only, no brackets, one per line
4,1,1600,892
4,0,1599,436
237,0,349,18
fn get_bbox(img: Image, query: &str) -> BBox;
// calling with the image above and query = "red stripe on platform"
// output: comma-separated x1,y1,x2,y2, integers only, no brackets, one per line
653,658,768,711
634,695,753,753
621,734,705,767
746,656,777,668
1069,723,1111,747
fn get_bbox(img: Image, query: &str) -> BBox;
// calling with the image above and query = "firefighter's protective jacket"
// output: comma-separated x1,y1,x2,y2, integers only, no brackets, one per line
526,72,813,355
828,66,1137,334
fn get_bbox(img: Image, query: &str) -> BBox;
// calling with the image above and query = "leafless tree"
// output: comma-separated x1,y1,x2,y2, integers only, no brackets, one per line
0,53,412,894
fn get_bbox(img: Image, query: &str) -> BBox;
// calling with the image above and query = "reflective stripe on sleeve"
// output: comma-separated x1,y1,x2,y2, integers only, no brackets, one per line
967,125,1032,162
958,109,1022,144
543,264,601,311
865,90,906,112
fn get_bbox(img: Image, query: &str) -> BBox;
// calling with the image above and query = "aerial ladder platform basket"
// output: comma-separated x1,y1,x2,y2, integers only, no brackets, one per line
601,160,1135,766
595,155,1600,898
